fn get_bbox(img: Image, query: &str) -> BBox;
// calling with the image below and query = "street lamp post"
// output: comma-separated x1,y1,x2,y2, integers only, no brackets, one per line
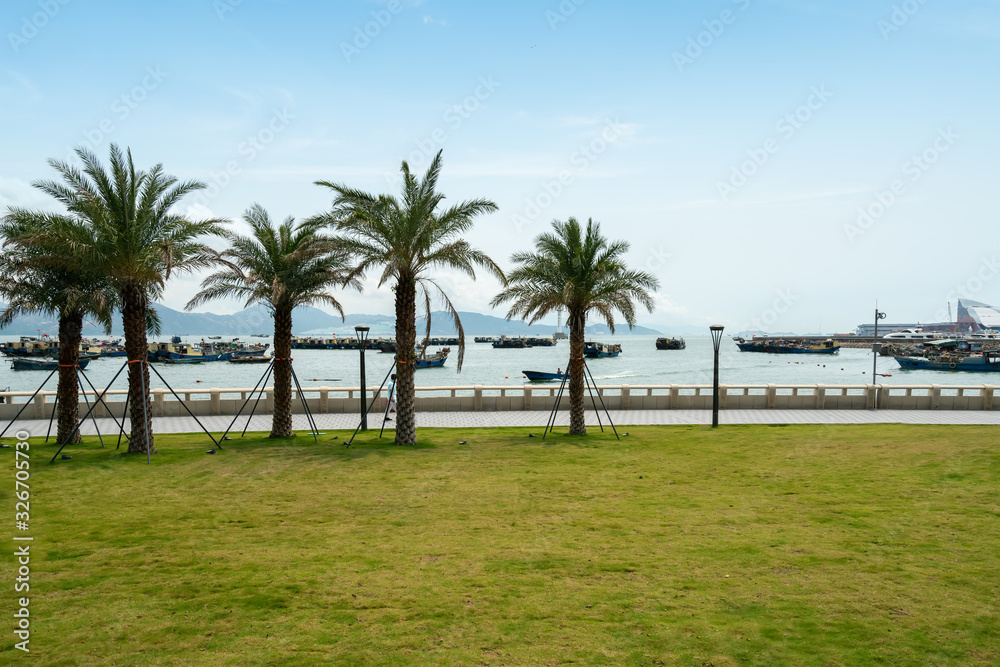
355,325,370,430
710,325,725,428
872,308,886,410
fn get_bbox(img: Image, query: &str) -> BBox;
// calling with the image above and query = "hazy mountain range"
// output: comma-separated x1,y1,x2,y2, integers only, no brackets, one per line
0,303,665,337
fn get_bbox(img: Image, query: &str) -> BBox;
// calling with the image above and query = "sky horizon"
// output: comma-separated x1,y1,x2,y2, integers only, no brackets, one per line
2,0,998,334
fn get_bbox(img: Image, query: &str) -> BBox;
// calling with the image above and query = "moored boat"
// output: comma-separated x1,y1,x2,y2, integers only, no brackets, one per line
11,357,91,371
584,341,622,358
1,336,58,357
522,370,565,381
524,336,557,347
415,347,449,368
734,337,840,354
655,337,686,350
492,336,527,349
228,355,272,364
894,348,1000,372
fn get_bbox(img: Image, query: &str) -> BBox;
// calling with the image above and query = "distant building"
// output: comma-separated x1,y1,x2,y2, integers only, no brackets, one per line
957,298,1000,331
855,297,1000,335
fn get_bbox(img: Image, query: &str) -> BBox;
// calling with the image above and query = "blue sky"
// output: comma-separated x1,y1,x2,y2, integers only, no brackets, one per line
2,0,998,333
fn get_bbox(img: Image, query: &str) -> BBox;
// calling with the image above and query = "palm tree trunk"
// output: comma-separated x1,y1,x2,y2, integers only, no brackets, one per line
56,310,83,446
568,309,587,435
394,277,417,445
122,284,155,454
270,305,293,438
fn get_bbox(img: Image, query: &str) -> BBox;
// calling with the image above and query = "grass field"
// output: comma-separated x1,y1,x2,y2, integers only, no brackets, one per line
2,423,999,665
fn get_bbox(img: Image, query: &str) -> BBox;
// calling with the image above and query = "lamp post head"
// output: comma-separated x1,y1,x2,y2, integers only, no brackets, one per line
709,325,725,351
354,325,370,340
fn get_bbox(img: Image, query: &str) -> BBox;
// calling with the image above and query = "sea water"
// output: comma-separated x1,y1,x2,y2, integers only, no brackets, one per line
0,334,980,399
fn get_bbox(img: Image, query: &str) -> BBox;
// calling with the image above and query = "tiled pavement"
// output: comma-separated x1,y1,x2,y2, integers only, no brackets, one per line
6,408,1000,438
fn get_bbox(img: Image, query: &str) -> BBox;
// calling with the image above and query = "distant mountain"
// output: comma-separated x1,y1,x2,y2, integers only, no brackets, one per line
0,303,662,337
0,302,345,337
413,311,661,336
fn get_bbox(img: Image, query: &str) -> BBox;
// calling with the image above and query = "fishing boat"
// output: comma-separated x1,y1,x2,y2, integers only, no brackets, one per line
734,337,840,354
474,336,494,343
290,335,376,350
148,341,231,362
524,337,557,347
228,355,271,364
655,337,686,350
522,370,565,381
1,336,58,357
11,357,91,371
232,347,268,357
584,342,622,358
161,357,203,365
894,348,1000,372
414,347,449,368
207,335,222,340
492,336,527,349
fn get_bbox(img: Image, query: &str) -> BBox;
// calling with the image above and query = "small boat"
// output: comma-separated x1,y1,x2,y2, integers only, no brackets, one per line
584,341,622,358
228,355,272,364
414,347,449,368
207,335,222,340
161,357,203,365
522,370,565,381
655,337,686,350
11,357,91,371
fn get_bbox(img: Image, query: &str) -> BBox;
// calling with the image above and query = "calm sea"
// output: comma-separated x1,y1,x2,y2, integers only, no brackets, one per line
0,334,982,397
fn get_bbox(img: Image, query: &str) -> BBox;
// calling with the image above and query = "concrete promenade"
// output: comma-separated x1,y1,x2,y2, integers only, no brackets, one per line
7,408,1000,438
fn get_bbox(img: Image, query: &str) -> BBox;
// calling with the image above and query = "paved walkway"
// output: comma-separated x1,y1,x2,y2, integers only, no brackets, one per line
6,408,1000,438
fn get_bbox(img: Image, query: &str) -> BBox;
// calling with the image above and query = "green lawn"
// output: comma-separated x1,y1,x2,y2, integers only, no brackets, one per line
3,423,999,665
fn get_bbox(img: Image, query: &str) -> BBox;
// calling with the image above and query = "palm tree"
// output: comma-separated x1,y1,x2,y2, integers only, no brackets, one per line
22,145,226,455
491,218,659,435
314,150,502,446
0,213,115,445
186,204,358,438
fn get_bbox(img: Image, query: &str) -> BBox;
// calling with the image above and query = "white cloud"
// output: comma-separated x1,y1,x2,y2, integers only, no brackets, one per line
0,176,48,210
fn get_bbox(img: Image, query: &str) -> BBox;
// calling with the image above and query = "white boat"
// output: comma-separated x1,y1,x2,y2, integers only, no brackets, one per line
882,328,941,341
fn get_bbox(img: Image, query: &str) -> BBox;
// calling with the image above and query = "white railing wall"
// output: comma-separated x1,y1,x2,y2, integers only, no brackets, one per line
1,384,998,419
